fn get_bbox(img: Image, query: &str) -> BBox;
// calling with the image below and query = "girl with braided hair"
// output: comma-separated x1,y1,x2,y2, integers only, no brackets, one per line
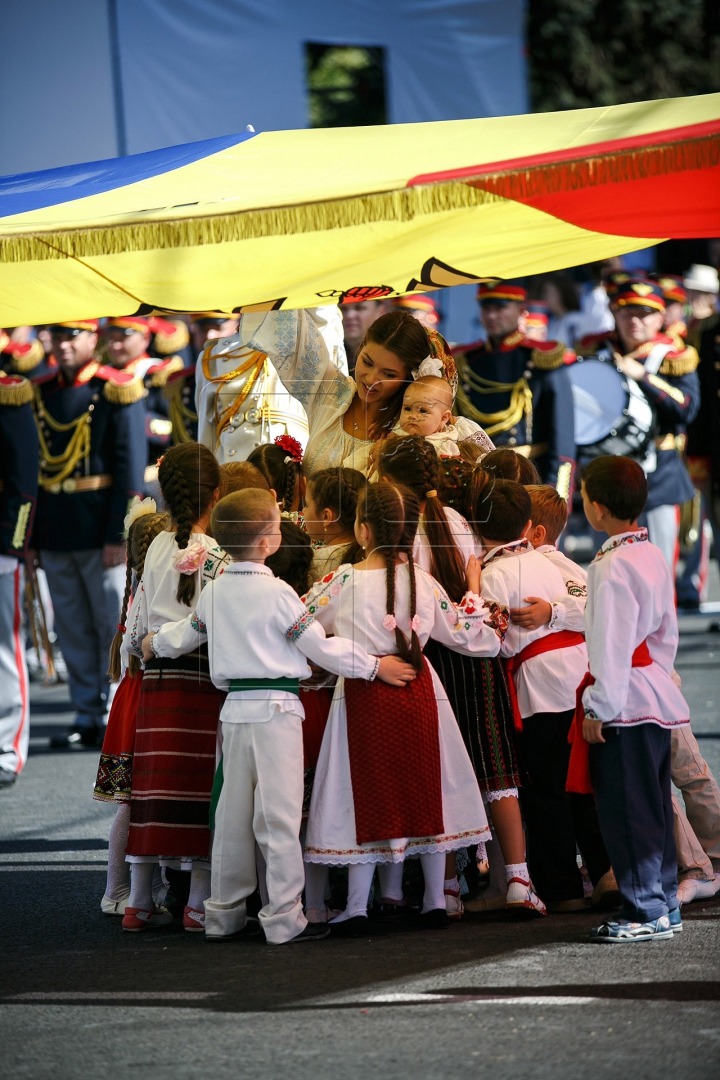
248,435,306,517
123,442,230,933
303,466,365,580
94,500,169,917
302,481,502,933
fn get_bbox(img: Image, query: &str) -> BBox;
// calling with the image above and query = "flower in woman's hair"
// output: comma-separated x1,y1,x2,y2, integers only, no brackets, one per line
172,539,207,575
410,614,421,632
411,356,445,381
274,434,304,462
383,614,397,631
124,496,157,532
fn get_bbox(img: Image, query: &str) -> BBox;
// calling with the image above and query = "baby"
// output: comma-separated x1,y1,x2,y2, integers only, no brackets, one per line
393,375,482,457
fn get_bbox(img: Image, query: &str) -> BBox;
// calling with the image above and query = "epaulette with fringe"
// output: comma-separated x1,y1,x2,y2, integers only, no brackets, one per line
530,339,565,370
5,338,45,373
0,373,33,406
163,362,195,389
94,366,146,405
658,344,700,377
152,319,190,355
148,354,185,387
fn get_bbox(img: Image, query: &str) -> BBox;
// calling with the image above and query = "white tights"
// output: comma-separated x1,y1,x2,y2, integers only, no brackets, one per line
330,852,447,922
128,861,210,912
105,803,131,901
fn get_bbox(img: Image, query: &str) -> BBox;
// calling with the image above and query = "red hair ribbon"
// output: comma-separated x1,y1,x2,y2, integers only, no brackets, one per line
274,434,303,462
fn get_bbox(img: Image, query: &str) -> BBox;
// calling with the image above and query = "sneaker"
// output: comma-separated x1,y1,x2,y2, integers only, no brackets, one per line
183,906,205,932
505,877,547,917
591,869,621,911
669,908,683,934
121,905,173,932
283,922,331,943
101,892,130,915
590,915,674,943
676,876,720,905
444,884,464,920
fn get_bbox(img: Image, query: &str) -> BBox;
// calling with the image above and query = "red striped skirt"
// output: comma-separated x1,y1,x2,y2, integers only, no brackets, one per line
126,650,224,859
94,670,143,803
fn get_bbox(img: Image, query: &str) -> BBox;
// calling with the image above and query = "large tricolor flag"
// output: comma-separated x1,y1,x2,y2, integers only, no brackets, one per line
0,93,718,326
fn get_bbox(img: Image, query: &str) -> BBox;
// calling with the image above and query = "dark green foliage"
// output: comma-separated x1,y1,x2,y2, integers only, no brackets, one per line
305,44,387,127
528,0,720,112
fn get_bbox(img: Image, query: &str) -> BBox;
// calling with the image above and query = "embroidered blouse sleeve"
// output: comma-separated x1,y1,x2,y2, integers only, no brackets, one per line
121,588,144,668
151,588,209,659
549,578,587,633
582,575,639,723
427,573,503,657
127,583,148,658
282,582,377,680
201,545,230,587
246,309,353,422
301,565,351,631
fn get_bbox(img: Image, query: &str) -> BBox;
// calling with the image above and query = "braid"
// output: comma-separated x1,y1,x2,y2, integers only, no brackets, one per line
282,463,298,513
406,551,424,670
158,443,220,607
107,558,133,682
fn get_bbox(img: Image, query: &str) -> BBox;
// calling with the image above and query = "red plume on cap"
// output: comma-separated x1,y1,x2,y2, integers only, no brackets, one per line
274,434,303,462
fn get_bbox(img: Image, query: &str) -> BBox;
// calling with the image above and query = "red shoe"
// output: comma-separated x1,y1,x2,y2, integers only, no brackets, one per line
121,905,173,932
505,877,546,917
444,883,464,920
183,906,205,932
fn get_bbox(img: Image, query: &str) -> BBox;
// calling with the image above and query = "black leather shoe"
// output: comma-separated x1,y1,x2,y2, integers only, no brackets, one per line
328,915,369,937
0,766,17,788
419,908,449,930
283,922,331,943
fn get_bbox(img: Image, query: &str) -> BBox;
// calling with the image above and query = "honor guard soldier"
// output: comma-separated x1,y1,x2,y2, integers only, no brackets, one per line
455,282,576,497
577,279,700,570
1,327,55,379
30,320,147,748
649,274,689,344
102,316,185,465
0,375,38,786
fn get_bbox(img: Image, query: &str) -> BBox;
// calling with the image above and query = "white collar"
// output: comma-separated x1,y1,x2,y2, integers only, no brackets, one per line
482,537,531,567
593,528,648,562
224,560,273,575
535,544,557,553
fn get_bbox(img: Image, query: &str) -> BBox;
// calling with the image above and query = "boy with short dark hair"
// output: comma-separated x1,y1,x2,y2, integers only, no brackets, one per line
478,480,610,911
574,456,690,942
145,489,415,943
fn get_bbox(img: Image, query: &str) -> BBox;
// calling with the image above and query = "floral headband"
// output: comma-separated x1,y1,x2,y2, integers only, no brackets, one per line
411,328,458,400
275,434,303,464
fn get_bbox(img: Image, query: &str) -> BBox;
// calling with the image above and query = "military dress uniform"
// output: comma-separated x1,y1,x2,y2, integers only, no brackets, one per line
0,375,38,784
577,280,701,569
455,284,576,497
31,327,147,745
1,329,55,379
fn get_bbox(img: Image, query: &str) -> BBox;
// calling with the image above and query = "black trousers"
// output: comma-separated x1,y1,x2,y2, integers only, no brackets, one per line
518,710,610,903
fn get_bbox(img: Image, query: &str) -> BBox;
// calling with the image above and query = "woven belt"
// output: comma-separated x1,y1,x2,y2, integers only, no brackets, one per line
655,433,686,453
46,473,113,494
229,677,300,694
513,443,549,459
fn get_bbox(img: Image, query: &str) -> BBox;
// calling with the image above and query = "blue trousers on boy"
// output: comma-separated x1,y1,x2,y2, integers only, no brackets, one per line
591,723,679,923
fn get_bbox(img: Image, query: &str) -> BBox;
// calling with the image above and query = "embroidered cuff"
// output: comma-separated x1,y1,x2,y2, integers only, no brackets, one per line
548,603,564,631
150,633,161,658
286,610,314,642
369,657,380,682
484,599,509,639
584,708,601,722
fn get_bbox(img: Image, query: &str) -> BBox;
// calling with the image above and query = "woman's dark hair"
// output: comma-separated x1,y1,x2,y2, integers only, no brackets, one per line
357,310,439,438
158,442,220,606
481,447,541,485
378,435,468,603
582,455,648,522
472,478,532,543
356,482,423,671
307,466,366,565
265,521,314,597
247,442,303,513
108,510,170,681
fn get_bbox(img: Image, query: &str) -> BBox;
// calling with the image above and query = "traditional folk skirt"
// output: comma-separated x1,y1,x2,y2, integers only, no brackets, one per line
300,686,333,818
423,642,522,791
93,671,143,803
126,649,224,859
345,660,444,845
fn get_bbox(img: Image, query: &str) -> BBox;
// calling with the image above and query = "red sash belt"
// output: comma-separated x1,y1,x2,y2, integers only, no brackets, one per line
566,639,652,794
504,630,586,732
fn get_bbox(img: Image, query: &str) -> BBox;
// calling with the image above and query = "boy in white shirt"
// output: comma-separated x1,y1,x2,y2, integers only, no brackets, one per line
577,456,690,942
144,489,415,944
478,480,610,912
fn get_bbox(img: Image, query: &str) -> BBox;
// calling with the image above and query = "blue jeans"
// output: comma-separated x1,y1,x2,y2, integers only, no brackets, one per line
591,723,678,922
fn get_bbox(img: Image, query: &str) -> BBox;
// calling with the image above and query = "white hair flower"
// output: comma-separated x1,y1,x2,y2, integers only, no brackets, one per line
124,496,157,532
411,356,445,381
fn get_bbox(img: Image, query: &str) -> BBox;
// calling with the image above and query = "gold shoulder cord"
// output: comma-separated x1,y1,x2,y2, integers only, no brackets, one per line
165,380,198,444
34,386,92,489
202,344,268,443
455,355,533,439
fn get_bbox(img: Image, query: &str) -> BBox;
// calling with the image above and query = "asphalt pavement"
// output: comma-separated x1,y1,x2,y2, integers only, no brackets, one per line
1,612,719,1080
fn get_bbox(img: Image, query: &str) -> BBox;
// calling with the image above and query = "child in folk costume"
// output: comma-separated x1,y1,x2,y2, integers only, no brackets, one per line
94,500,169,916
303,482,499,933
575,457,689,942
510,484,618,908
376,435,534,917
482,447,541,486
123,443,229,932
146,489,415,943
218,460,271,497
248,435,306,517
303,467,365,581
476,479,611,913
